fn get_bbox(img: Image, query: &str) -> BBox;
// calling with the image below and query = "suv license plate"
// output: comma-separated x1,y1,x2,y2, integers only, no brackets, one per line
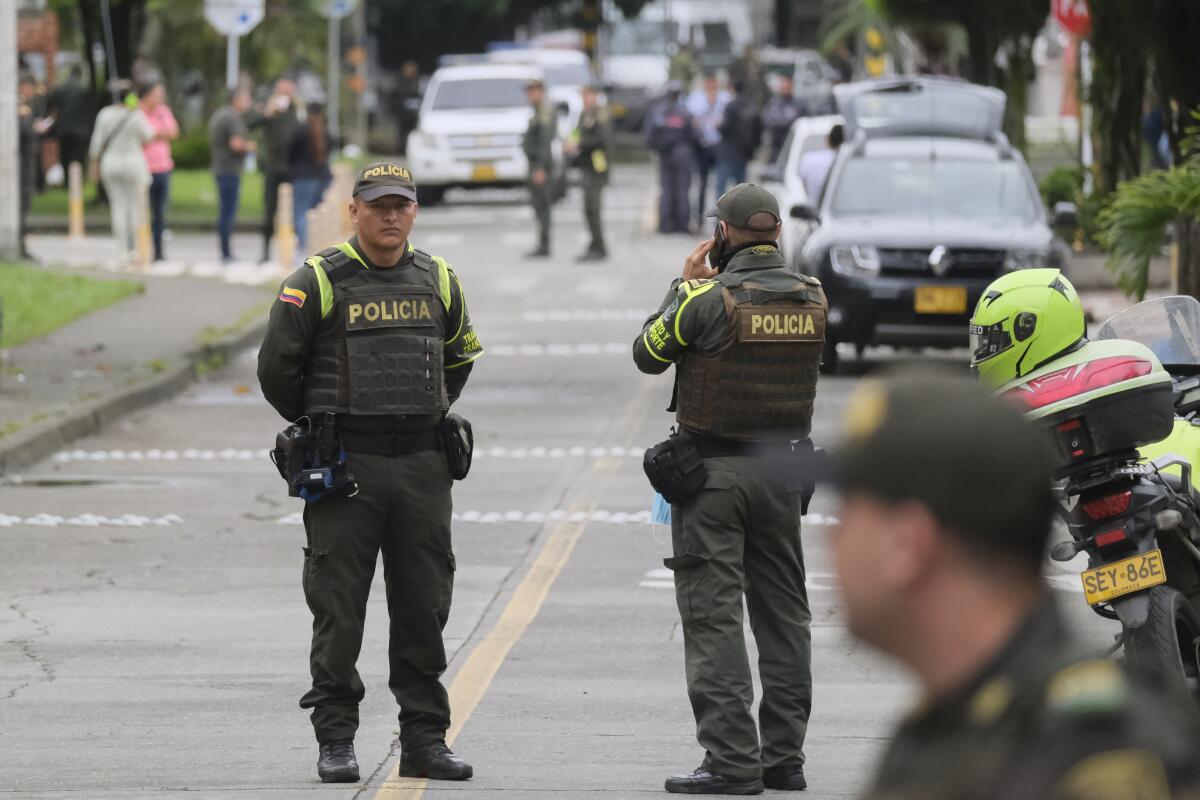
1081,549,1166,605
471,163,497,181
914,286,967,314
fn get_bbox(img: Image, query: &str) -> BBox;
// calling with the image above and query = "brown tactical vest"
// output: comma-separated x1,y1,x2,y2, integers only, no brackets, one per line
302,247,449,416
675,277,826,441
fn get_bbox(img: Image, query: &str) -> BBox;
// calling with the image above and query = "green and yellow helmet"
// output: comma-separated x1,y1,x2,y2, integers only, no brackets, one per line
970,268,1086,390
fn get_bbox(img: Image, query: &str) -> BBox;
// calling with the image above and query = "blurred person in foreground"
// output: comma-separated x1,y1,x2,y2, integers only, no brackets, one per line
814,368,1200,800
88,82,154,264
139,82,180,262
208,88,256,263
646,80,697,234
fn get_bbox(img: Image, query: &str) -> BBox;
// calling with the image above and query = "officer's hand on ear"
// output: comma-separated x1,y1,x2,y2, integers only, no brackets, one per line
683,239,718,282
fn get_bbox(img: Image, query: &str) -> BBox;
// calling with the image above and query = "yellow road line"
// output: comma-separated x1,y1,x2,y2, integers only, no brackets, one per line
372,509,590,799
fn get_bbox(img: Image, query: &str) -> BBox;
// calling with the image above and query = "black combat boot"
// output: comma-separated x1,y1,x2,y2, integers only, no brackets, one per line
526,246,551,258
317,739,359,783
664,767,764,795
399,741,473,781
763,764,807,790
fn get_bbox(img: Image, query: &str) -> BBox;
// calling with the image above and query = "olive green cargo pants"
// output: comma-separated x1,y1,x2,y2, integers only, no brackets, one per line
666,456,812,781
530,178,552,251
582,172,606,253
299,448,455,748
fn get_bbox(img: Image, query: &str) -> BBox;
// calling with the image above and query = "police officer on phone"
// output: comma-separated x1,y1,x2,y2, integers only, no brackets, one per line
258,161,483,784
633,183,826,794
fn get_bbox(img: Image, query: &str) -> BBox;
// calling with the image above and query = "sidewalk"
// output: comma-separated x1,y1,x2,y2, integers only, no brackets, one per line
0,236,279,474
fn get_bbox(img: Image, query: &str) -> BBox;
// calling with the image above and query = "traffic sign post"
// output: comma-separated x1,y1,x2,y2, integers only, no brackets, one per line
204,0,266,89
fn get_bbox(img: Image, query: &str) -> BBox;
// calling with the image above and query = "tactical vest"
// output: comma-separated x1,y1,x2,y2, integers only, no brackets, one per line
675,276,826,441
302,245,449,416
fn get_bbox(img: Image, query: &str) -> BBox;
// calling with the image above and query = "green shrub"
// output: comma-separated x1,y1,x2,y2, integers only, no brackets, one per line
1039,165,1083,208
172,129,211,170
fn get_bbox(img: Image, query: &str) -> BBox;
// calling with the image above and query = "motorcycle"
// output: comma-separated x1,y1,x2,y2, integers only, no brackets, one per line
998,295,1200,703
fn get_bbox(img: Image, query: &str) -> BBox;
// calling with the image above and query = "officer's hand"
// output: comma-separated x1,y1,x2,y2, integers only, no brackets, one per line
532,169,547,186
682,239,718,281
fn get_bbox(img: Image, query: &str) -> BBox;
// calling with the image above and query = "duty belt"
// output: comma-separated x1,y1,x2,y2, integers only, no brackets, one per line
339,428,441,457
690,435,812,459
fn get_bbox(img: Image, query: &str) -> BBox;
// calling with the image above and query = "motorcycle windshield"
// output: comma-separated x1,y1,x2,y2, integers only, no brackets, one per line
1097,296,1200,367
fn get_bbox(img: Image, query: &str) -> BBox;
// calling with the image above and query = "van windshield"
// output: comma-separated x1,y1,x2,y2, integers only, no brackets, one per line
431,79,528,111
608,21,675,55
831,157,1040,223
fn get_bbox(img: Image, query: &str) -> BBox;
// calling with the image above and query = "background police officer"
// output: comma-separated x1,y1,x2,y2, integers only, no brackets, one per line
633,184,825,794
821,369,1200,800
645,80,696,235
565,84,612,262
257,162,483,784
522,78,556,258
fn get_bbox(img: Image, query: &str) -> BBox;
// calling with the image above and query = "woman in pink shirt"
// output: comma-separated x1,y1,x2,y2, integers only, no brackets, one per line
140,82,179,261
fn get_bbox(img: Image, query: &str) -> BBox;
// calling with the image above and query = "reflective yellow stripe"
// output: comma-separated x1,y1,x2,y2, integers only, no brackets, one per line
674,282,716,346
336,241,368,268
305,257,335,319
642,330,671,363
446,351,484,369
445,271,467,344
432,255,453,312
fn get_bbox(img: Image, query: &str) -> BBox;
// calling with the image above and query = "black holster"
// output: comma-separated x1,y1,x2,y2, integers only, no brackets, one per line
643,433,708,503
439,412,474,480
269,413,356,502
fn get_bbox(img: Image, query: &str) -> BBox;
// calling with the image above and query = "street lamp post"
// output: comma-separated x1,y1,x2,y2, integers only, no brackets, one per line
0,1,20,260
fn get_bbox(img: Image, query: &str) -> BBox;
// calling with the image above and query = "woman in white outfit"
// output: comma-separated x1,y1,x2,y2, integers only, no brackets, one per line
88,83,154,262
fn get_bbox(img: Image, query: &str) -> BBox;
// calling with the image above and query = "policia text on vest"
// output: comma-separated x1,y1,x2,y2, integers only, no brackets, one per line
257,185,483,784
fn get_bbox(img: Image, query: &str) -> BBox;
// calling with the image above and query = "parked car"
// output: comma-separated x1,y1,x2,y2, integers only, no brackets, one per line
760,47,839,115
487,48,592,138
793,77,1077,372
406,63,564,205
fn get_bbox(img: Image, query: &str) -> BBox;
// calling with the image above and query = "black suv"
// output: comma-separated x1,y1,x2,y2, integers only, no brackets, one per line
794,78,1075,372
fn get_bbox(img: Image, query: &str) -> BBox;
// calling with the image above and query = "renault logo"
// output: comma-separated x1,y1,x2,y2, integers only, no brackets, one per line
928,245,953,277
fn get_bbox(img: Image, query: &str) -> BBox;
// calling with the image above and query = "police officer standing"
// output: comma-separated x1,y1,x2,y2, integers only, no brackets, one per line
819,370,1200,800
522,78,556,258
257,162,484,784
633,184,825,794
645,81,697,234
566,84,612,262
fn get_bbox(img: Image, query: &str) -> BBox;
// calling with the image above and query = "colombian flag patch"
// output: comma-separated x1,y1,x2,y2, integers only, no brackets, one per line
279,286,307,308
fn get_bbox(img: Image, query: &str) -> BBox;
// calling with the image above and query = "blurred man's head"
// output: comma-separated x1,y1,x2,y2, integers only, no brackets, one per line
232,88,253,112
401,60,419,79
778,76,795,98
525,78,545,107
138,82,165,109
703,73,719,96
822,369,1055,657
18,74,36,101
582,84,600,110
275,78,296,99
828,123,844,149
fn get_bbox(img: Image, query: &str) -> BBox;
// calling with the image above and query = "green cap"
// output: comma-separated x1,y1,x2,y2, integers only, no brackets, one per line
707,183,781,231
807,366,1055,566
353,161,418,202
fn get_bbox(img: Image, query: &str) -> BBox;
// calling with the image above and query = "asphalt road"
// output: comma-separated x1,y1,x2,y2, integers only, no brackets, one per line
1,165,1111,799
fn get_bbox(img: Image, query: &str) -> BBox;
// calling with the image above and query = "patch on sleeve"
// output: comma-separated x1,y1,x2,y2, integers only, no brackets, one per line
278,286,307,308
1047,659,1129,714
968,677,1014,725
1054,750,1171,800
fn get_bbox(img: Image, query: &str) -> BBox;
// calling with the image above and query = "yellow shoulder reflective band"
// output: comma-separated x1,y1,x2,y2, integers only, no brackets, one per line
642,330,671,363
431,255,453,312
336,240,368,268
305,257,335,319
674,281,716,346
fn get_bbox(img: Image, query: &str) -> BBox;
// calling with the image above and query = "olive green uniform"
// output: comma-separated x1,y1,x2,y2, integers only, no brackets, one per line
257,237,483,749
633,244,825,781
866,599,1200,800
522,102,556,253
573,105,612,255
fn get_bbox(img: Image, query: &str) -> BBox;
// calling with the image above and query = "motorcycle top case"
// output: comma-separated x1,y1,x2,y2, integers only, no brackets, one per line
999,339,1175,470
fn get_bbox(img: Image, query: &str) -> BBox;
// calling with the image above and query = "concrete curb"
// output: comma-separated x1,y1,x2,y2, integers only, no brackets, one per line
0,320,268,476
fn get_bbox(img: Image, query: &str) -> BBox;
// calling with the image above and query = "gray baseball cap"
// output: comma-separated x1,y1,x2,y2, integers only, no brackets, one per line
353,161,418,202
707,183,781,230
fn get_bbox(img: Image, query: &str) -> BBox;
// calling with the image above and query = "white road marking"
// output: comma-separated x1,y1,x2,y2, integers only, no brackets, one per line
275,509,844,527
486,342,628,357
521,309,649,322
0,513,184,528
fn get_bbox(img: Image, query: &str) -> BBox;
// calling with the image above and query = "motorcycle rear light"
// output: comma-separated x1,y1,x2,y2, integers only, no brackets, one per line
1004,357,1154,410
1082,490,1133,520
1094,528,1128,547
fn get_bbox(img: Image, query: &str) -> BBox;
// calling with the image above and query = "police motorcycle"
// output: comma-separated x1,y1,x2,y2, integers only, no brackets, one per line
971,269,1200,703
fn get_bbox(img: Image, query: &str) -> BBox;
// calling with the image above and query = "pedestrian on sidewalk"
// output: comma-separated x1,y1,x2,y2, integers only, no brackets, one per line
686,73,731,227
249,77,302,264
565,84,612,261
288,103,332,253
258,161,484,785
714,82,762,198
139,82,180,262
48,65,93,176
18,74,41,260
818,369,1200,800
522,78,556,257
88,82,155,264
208,88,256,264
645,80,697,234
634,184,825,795
761,76,804,165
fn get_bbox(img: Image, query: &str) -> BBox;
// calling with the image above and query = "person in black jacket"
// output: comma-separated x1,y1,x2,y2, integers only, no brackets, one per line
714,82,762,198
645,80,697,234
289,104,333,253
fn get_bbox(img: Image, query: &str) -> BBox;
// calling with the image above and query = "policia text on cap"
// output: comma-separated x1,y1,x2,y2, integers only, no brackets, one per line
633,183,827,795
257,162,483,784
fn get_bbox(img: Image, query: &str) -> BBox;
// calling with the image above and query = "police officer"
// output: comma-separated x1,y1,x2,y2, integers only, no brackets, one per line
819,369,1200,800
566,84,612,262
257,162,483,784
522,78,556,258
633,184,825,794
645,81,697,234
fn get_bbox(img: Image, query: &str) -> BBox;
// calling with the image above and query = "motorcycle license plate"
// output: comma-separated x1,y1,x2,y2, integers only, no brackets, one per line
914,286,967,314
1081,549,1167,605
471,163,497,182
